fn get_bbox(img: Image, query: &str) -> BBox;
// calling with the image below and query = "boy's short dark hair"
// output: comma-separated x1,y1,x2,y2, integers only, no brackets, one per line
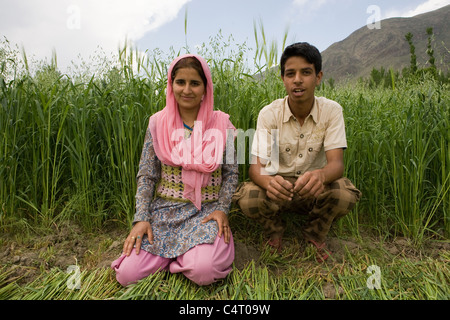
280,42,322,76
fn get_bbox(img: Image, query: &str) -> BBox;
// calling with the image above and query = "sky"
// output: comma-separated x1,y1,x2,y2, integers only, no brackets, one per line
1,0,449,74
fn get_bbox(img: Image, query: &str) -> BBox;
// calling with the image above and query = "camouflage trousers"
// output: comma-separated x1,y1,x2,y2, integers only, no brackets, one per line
232,177,362,243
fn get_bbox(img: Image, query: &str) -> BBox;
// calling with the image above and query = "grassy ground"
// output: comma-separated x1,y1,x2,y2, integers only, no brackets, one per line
1,209,448,300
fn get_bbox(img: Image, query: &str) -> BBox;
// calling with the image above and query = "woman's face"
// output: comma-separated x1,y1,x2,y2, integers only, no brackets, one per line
172,67,206,113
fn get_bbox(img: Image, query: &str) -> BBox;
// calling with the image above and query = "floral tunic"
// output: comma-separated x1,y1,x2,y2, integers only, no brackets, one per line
133,127,239,258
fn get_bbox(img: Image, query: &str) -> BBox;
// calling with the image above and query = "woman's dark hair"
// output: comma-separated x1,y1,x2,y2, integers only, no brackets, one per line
280,42,322,76
171,57,207,87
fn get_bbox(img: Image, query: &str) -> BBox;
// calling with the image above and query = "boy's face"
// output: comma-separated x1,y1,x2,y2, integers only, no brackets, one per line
281,56,323,107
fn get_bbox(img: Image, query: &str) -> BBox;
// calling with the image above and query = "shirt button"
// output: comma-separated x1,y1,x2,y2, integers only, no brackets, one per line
308,147,313,152
286,148,290,152
296,171,301,175
298,154,303,158
300,134,304,138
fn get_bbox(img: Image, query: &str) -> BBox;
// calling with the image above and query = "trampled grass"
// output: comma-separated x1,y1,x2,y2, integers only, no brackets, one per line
1,242,448,300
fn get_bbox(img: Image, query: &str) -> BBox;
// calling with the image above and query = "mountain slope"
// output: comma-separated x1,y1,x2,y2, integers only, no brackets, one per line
321,5,450,82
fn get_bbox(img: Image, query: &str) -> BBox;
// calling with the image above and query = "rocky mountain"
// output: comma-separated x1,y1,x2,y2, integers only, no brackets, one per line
321,5,450,82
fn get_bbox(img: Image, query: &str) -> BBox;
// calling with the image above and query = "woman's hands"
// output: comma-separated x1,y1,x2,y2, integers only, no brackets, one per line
202,210,231,244
123,221,153,256
123,211,231,257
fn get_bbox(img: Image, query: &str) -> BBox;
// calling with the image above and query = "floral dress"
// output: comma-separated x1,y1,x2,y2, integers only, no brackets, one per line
134,126,239,258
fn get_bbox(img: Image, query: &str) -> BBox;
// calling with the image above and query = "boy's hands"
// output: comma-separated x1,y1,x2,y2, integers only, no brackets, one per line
266,175,294,201
294,170,325,199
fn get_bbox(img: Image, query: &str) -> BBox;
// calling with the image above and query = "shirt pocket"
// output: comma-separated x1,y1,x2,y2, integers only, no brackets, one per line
305,142,323,164
279,143,294,166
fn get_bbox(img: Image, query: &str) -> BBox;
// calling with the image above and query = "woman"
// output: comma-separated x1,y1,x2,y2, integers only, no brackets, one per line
111,54,238,286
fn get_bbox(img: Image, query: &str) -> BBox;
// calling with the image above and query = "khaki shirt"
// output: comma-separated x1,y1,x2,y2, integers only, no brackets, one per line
251,96,347,177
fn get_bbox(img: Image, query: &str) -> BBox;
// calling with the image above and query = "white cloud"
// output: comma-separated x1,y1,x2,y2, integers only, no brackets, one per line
0,0,191,73
384,0,450,19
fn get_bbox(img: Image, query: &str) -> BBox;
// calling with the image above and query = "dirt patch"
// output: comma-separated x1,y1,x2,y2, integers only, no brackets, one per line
233,241,261,269
0,221,126,285
1,220,448,286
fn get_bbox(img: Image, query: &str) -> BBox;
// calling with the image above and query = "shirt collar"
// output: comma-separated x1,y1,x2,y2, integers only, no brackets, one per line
283,96,319,124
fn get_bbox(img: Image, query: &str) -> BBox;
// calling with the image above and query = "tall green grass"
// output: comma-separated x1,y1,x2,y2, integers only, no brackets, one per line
331,77,450,241
0,32,449,242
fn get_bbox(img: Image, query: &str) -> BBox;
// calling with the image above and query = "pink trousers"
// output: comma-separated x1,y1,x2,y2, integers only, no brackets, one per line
111,233,234,286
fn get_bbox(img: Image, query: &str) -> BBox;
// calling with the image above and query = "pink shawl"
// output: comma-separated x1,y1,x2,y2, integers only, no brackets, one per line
148,54,235,210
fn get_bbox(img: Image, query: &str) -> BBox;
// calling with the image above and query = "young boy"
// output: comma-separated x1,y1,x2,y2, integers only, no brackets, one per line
233,42,362,262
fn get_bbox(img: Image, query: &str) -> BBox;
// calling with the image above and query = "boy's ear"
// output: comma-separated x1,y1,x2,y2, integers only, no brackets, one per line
315,71,323,86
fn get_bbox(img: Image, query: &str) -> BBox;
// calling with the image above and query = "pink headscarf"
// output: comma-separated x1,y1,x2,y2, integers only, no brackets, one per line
148,54,235,210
